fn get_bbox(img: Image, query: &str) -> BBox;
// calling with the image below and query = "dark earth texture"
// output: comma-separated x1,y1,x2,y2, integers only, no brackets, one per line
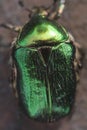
0,0,87,130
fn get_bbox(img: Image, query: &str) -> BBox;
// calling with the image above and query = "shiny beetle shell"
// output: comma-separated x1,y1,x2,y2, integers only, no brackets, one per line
11,15,82,122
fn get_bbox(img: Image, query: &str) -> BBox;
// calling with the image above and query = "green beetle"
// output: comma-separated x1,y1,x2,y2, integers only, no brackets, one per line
1,0,82,122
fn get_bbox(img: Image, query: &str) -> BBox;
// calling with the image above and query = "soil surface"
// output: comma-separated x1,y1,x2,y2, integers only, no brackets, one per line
0,0,87,130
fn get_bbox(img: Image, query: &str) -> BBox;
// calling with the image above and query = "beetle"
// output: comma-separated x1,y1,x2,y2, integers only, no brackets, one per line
0,0,83,122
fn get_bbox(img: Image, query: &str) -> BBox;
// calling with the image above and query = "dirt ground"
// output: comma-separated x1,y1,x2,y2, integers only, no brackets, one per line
0,0,87,130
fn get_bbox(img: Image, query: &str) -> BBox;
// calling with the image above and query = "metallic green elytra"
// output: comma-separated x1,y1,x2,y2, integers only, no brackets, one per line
13,15,76,122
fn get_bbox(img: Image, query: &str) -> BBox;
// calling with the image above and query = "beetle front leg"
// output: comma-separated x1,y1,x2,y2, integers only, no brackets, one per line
47,0,66,20
57,0,65,17
18,0,32,18
0,23,21,33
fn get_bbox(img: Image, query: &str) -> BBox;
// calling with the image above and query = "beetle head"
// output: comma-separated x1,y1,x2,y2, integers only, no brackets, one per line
18,0,65,20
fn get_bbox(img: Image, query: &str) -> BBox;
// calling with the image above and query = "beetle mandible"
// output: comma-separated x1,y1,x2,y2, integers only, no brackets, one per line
0,0,83,122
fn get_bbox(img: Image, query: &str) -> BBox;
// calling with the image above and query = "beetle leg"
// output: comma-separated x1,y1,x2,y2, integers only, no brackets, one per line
18,0,32,18
0,23,21,32
57,0,65,17
47,0,66,20
9,60,18,98
69,33,84,82
7,37,18,98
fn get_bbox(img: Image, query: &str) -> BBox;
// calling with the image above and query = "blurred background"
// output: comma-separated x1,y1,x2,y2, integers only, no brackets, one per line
0,0,87,130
